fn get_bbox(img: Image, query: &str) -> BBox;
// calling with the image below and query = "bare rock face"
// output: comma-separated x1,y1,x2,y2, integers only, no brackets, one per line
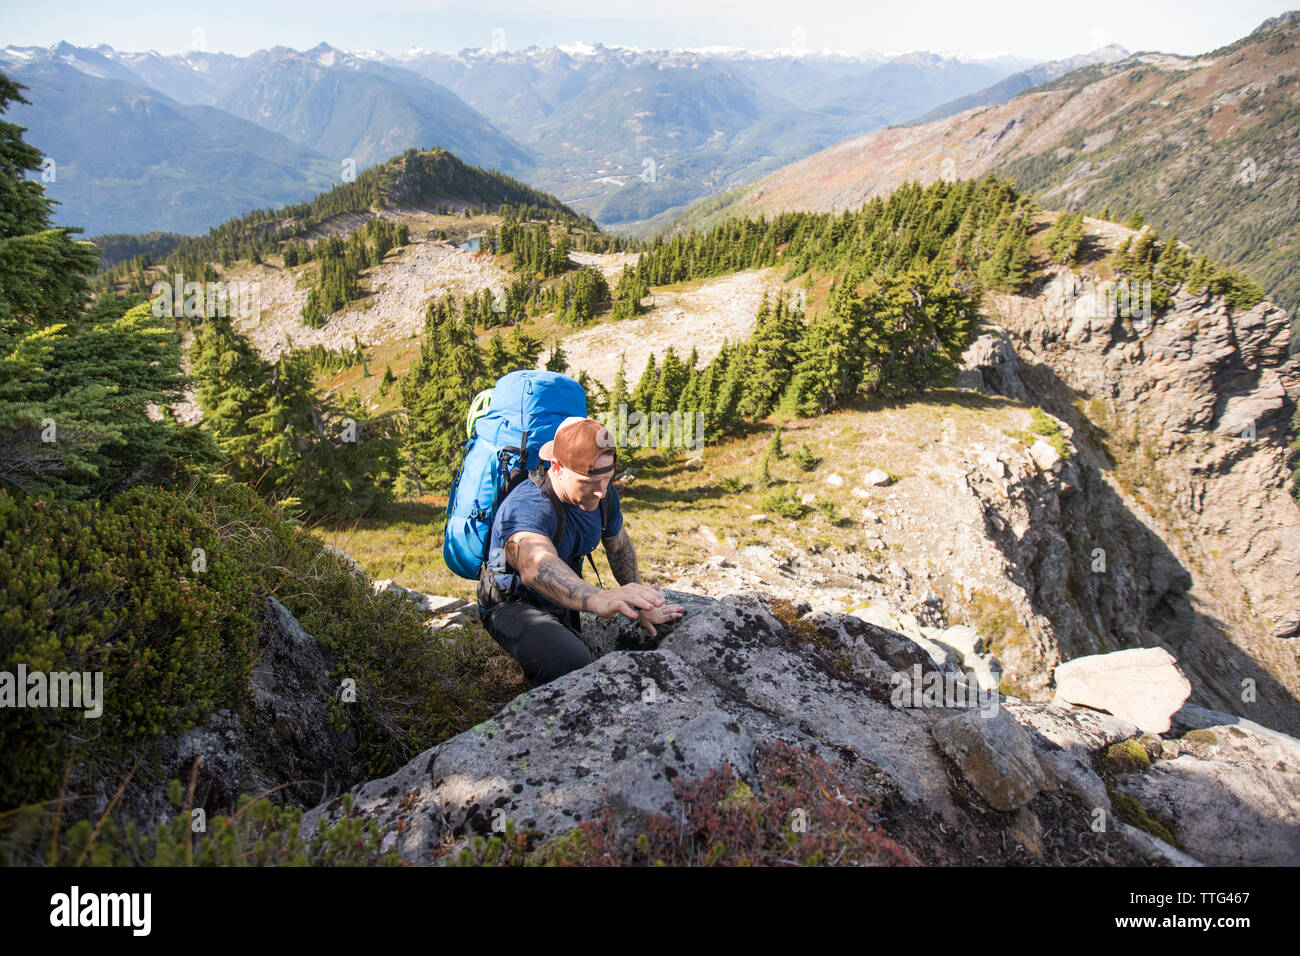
958,330,1031,402
300,591,1236,866
1113,720,1300,866
1052,647,1193,734
983,269,1300,733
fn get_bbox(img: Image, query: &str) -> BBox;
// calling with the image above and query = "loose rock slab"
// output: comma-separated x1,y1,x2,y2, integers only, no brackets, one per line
1053,647,1192,733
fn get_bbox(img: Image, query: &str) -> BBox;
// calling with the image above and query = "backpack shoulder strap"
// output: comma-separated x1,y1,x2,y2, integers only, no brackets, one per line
530,468,567,552
531,468,609,591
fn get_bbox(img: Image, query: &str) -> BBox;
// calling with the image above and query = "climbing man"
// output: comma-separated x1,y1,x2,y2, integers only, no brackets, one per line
477,416,684,687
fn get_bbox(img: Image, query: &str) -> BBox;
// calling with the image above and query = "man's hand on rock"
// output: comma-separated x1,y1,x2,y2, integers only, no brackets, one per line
589,583,668,622
636,594,685,637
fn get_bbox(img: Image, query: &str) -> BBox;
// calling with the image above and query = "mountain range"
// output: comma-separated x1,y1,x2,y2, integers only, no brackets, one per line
656,13,1300,335
1,39,1054,235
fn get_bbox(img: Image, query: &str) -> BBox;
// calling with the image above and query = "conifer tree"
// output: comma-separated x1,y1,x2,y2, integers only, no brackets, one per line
736,294,803,422
508,323,543,370
482,330,510,380
651,346,688,414
0,74,204,497
191,316,397,514
545,337,569,373
399,302,488,494
630,353,658,416
768,426,784,459
608,353,630,422
711,344,750,437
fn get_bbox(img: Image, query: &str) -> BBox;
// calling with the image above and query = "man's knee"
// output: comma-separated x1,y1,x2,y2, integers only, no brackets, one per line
480,601,592,686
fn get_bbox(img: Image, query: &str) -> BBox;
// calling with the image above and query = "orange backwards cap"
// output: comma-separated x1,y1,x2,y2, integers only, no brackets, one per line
539,417,618,477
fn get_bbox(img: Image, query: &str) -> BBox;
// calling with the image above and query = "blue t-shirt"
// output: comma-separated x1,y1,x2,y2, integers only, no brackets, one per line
486,478,623,615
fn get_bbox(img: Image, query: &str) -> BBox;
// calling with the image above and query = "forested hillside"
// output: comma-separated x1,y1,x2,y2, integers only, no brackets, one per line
657,14,1300,347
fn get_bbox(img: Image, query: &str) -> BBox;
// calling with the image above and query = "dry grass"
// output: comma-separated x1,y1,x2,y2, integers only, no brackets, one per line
314,390,1034,606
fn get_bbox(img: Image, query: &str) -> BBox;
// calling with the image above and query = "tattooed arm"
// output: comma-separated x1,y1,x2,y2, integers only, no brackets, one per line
506,530,669,622
601,525,641,586
506,531,603,612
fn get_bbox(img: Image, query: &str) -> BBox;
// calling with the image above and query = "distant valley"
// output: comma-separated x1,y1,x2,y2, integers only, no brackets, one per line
2,39,1052,235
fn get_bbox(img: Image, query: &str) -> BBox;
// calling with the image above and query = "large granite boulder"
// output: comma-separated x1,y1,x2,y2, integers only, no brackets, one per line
302,591,1165,866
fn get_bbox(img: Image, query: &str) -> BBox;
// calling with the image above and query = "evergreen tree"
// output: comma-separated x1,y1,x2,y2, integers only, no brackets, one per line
780,292,870,417
768,426,784,459
508,323,543,370
736,294,803,422
545,337,569,373
676,362,701,419
711,344,750,438
0,74,203,497
605,353,630,444
609,353,630,417
484,330,512,380
651,346,688,414
191,316,398,515
630,353,658,417
399,302,488,495
1046,211,1085,265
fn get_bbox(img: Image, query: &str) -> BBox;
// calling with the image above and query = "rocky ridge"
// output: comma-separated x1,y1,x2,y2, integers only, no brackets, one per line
299,588,1299,866
971,262,1300,732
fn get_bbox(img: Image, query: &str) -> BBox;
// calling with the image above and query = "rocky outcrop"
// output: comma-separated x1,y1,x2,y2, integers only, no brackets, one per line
94,597,361,830
1113,709,1300,866
301,590,1297,866
974,268,1300,734
931,708,1047,811
957,330,1031,403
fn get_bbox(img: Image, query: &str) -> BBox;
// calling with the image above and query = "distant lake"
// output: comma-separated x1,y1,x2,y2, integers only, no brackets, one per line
457,237,480,253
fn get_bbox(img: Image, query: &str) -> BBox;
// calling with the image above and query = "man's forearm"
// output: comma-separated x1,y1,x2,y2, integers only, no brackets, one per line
604,529,641,586
525,554,604,612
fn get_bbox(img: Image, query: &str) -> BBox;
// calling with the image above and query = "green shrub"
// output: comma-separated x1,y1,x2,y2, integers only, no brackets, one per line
0,477,505,814
791,443,820,472
759,487,808,520
194,479,502,780
0,790,397,866
1029,407,1071,460
0,485,262,807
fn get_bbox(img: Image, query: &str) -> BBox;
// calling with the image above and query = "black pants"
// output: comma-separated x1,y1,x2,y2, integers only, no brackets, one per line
478,598,593,687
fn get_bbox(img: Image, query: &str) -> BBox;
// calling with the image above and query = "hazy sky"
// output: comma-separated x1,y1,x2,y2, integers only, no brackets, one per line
1,0,1291,60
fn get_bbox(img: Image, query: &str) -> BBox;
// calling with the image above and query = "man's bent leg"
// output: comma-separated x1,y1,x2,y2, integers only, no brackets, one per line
480,600,593,686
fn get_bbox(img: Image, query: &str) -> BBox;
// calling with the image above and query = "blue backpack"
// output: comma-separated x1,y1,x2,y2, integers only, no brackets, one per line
443,370,606,581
